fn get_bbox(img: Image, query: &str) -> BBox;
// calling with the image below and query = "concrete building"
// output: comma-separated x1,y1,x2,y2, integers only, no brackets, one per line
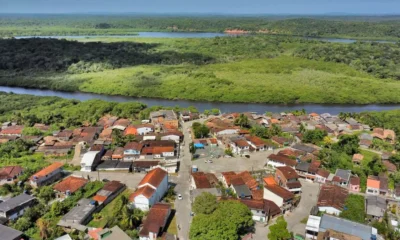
57,198,97,231
80,151,102,172
29,162,63,187
0,194,36,220
317,184,348,216
0,224,24,240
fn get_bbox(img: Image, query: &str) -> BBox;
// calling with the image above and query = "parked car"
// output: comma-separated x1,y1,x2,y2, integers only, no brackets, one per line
178,194,183,200
208,159,213,163
193,154,200,159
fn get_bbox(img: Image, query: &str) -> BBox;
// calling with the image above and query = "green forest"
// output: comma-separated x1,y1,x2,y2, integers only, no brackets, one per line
2,14,400,39
2,36,400,104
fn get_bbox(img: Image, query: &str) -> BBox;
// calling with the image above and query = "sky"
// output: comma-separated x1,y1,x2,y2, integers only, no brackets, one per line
0,0,399,15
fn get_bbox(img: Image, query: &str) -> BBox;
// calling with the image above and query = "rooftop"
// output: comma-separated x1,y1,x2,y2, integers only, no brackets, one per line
191,172,212,189
0,224,23,240
53,176,88,194
317,185,348,211
319,214,377,240
30,162,63,181
98,225,132,240
139,167,168,189
139,203,171,237
264,184,294,201
267,154,297,167
276,166,299,179
0,166,23,180
59,198,96,224
0,193,36,213
366,196,387,217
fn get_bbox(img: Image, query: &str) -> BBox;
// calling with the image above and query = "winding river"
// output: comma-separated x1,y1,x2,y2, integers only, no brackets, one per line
1,86,400,114
6,32,399,113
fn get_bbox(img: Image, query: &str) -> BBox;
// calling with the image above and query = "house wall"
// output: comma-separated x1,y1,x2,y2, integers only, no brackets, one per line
162,151,175,157
143,135,157,141
134,193,157,211
251,209,267,222
366,187,380,195
314,175,326,184
318,206,341,216
216,129,238,136
137,127,153,135
0,198,36,220
349,184,360,192
161,135,180,143
30,168,63,187
266,160,286,169
263,188,284,207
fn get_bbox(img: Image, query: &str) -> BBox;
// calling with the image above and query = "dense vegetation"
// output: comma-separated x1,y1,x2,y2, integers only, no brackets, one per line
2,36,400,104
2,14,400,39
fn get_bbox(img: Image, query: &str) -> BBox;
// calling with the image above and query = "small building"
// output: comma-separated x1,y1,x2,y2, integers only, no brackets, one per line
160,131,183,143
139,203,171,240
95,226,132,240
80,151,102,172
263,184,294,212
315,169,330,184
29,162,63,187
0,125,24,137
132,161,160,173
123,142,142,161
383,160,397,173
149,110,179,130
245,135,266,151
125,124,154,136
266,154,297,169
191,172,218,189
57,198,97,231
365,195,387,220
130,167,168,211
366,176,388,196
230,176,252,199
348,176,360,192
0,166,23,185
93,181,126,205
0,194,36,220
275,166,302,194
334,169,351,187
352,154,364,165
305,215,321,240
112,147,124,160
0,224,25,240
318,214,378,240
240,199,281,222
53,176,88,199
317,184,348,216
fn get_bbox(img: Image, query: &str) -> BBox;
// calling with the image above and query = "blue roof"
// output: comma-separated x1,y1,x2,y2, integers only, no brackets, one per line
194,143,204,148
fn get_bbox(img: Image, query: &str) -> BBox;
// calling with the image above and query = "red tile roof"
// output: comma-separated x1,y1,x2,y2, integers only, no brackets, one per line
316,169,330,178
276,166,299,180
263,176,277,185
129,185,156,201
230,175,245,186
237,171,259,190
102,180,124,192
286,181,302,189
191,172,212,189
139,167,168,188
235,139,250,148
264,184,294,200
317,184,348,210
0,125,24,135
240,199,281,217
349,176,360,186
88,228,103,240
53,176,88,193
93,195,107,203
0,166,23,180
252,189,263,200
124,142,142,151
245,135,265,147
139,203,171,237
30,162,63,181
221,171,237,186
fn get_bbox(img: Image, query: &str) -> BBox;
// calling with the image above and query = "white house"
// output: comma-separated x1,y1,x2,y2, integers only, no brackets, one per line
143,134,157,141
306,216,321,239
263,184,294,210
123,142,141,161
80,151,102,172
315,169,330,184
214,128,239,136
266,154,297,169
230,139,250,154
29,162,64,187
160,134,181,143
135,125,154,135
130,167,168,211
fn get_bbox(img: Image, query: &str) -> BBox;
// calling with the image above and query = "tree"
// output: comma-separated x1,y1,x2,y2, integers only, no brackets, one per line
190,200,253,240
234,114,250,128
51,201,64,216
203,109,211,116
22,127,43,136
37,186,55,202
302,129,327,144
334,134,359,155
225,148,233,157
250,125,268,138
13,217,31,231
192,123,210,138
268,216,291,240
189,142,196,154
192,192,218,215
211,108,220,115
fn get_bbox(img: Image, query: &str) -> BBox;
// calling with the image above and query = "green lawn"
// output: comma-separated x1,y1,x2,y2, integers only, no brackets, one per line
87,189,132,228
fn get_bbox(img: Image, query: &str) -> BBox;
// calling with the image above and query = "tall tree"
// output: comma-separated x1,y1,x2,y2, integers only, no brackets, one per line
268,216,291,240
192,192,218,215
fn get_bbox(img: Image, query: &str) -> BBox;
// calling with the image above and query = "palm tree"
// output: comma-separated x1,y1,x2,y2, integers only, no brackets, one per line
235,114,250,128
36,218,51,239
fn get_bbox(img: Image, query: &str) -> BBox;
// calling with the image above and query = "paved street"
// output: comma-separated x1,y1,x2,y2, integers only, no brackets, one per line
254,179,320,239
72,171,145,189
174,120,198,240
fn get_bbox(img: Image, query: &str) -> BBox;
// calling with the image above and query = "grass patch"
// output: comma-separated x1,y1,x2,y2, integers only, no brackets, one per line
87,189,132,228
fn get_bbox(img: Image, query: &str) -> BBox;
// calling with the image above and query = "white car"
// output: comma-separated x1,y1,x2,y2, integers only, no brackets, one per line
178,194,183,200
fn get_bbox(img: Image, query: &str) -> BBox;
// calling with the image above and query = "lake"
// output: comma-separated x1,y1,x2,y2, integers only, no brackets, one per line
1,86,399,114
14,32,396,43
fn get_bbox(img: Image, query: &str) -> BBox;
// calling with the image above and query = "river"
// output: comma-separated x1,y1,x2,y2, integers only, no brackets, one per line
1,86,399,114
14,32,396,43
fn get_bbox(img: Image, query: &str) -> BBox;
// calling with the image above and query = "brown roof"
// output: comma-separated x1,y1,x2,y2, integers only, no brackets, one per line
278,149,303,158
30,162,63,180
191,172,212,189
102,180,124,192
268,154,297,167
318,229,361,240
271,136,290,145
383,160,397,172
237,171,258,190
309,161,321,173
139,203,171,237
124,142,142,151
90,144,104,151
205,173,218,186
113,118,131,127
245,135,266,146
112,147,124,157
129,185,156,201
352,154,364,162
1,126,24,135
132,161,160,168
230,175,246,186
286,181,302,189
0,166,23,180
251,189,263,200
264,184,294,200
316,169,330,178
359,139,372,146
349,176,360,186
53,176,88,193
56,130,73,138
138,167,168,188
276,166,299,180
221,171,237,186
317,184,348,210
235,139,250,148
